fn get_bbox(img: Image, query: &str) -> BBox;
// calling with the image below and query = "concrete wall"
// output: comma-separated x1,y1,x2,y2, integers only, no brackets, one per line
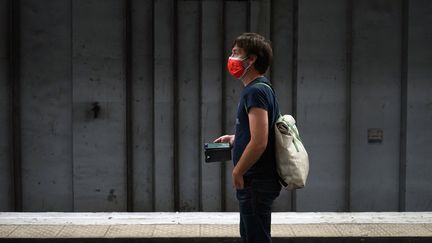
406,0,432,211
19,0,74,212
350,0,403,212
0,0,11,211
0,0,431,212
296,0,348,212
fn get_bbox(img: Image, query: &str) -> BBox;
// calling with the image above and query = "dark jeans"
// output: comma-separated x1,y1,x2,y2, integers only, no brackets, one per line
236,177,281,243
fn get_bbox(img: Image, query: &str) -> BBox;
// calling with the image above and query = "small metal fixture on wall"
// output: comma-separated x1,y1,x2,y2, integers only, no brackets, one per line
368,128,384,144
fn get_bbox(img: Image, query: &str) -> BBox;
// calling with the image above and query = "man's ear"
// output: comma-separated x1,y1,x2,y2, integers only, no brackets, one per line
248,55,257,66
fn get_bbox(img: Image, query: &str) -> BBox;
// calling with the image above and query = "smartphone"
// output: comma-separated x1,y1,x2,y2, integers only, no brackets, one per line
204,143,232,163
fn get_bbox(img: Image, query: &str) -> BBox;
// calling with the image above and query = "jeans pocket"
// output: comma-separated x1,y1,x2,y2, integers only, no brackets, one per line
236,186,252,202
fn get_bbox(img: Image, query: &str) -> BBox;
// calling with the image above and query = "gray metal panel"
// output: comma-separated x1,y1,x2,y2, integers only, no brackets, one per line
201,0,223,212
271,0,294,115
350,0,402,211
131,0,154,212
72,0,126,211
0,0,11,211
20,0,73,211
249,0,271,40
224,1,248,212
405,0,432,211
177,0,200,211
296,0,348,212
271,0,294,212
153,0,175,211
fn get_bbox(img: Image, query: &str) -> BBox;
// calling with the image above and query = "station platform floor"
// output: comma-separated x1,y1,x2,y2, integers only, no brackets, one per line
0,212,432,242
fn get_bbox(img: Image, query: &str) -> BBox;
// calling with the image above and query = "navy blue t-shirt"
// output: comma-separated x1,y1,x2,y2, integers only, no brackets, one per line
233,76,280,179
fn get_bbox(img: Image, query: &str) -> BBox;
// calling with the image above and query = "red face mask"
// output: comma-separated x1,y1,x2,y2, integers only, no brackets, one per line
227,56,249,79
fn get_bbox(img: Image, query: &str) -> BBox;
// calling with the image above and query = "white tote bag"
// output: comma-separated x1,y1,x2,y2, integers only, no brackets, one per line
274,114,309,190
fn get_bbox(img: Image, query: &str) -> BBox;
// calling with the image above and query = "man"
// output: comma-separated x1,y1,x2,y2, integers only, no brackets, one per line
215,33,281,243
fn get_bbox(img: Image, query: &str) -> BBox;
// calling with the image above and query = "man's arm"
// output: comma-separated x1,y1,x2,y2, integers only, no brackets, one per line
232,107,268,189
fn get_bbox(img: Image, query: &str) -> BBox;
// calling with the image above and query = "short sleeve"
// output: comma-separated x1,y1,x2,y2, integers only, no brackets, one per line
243,87,268,113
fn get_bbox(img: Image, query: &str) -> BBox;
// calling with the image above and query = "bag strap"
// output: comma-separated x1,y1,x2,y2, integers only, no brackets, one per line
255,82,275,93
243,81,274,114
256,82,303,143
253,82,282,117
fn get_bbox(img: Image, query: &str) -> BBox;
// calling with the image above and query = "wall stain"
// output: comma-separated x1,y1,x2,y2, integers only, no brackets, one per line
107,189,117,203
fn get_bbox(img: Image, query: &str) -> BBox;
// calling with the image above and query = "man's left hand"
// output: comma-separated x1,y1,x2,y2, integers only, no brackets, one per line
232,169,244,189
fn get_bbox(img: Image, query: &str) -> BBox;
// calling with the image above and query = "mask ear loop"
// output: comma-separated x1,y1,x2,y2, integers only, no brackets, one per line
239,56,252,81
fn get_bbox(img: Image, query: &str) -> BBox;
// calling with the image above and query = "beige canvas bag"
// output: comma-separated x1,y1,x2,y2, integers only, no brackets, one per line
274,114,309,190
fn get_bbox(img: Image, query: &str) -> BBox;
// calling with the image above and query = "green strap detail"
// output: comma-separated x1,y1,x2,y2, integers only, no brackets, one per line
292,139,300,152
275,115,302,152
286,123,303,143
285,121,303,152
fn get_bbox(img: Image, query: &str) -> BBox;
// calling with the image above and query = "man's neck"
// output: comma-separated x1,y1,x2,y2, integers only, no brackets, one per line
241,70,262,87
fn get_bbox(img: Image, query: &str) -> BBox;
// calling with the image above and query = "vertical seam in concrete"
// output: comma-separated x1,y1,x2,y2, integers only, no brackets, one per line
151,0,156,212
124,0,134,212
221,0,226,212
247,0,251,32
198,0,203,212
9,0,22,212
291,0,298,127
291,0,298,212
345,0,353,212
173,0,180,212
269,0,273,81
399,0,409,212
70,0,75,212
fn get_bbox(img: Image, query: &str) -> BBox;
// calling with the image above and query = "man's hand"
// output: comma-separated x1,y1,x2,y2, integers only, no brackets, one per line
214,135,235,145
232,169,244,189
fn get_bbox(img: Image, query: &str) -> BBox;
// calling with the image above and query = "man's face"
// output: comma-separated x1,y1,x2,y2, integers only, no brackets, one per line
230,45,247,58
